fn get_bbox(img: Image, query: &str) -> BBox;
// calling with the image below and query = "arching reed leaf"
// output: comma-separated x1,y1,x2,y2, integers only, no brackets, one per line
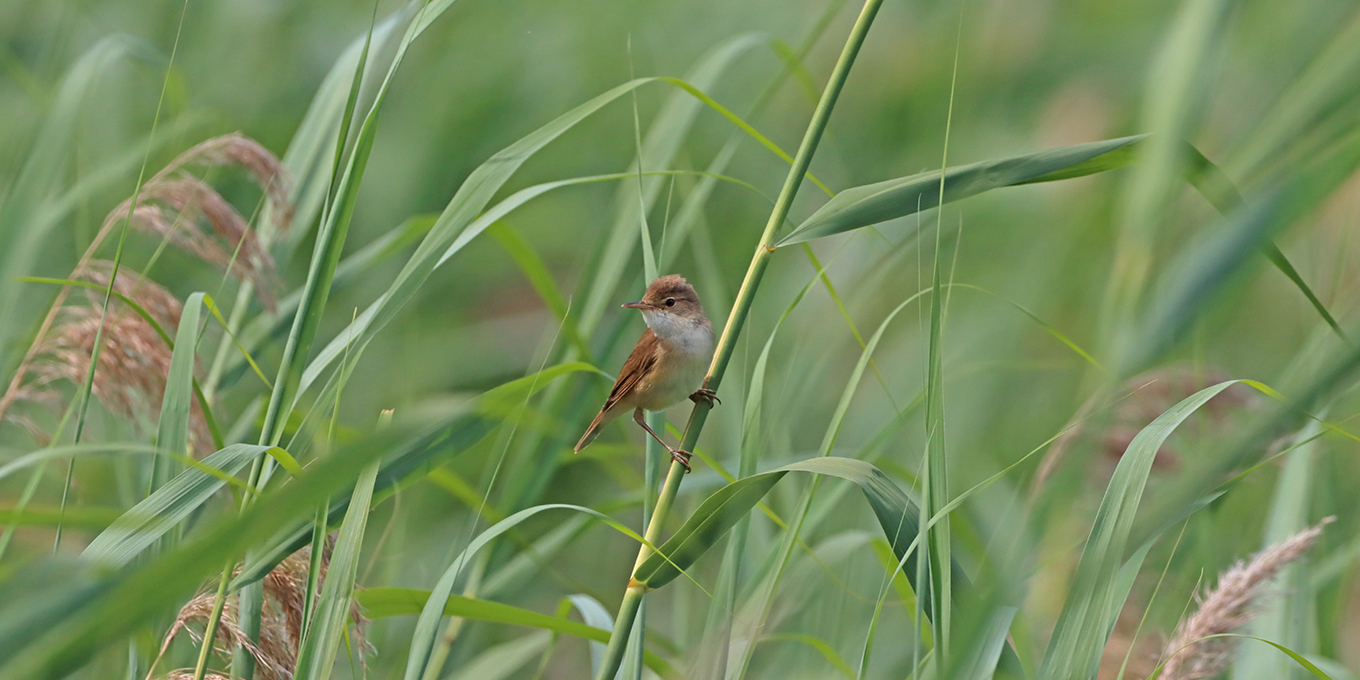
1154,634,1337,680
229,362,600,588
292,460,379,679
1130,133,1360,371
404,503,654,680
566,595,613,678
774,135,1145,246
149,292,205,496
81,444,278,568
1039,380,1243,680
358,588,676,678
633,457,939,590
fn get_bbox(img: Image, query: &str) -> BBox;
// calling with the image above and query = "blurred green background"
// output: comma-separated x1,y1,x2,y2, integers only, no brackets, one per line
3,0,1360,677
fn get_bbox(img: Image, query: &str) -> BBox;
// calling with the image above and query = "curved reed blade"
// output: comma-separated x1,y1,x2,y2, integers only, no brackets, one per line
1039,380,1246,680
81,444,276,568
291,461,379,679
774,135,1145,247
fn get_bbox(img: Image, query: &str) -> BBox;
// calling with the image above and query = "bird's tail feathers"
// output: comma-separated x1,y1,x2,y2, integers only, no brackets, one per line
574,408,611,453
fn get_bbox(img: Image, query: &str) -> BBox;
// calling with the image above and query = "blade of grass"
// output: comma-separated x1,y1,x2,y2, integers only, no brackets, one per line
1038,380,1244,680
148,292,206,503
919,11,965,658
359,589,676,678
292,458,379,679
774,135,1145,246
81,444,278,567
55,0,189,554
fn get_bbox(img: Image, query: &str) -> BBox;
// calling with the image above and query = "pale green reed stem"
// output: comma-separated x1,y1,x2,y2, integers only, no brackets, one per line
592,1,886,677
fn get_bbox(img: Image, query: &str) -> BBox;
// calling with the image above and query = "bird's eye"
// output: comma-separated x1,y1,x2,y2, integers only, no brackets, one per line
665,298,676,307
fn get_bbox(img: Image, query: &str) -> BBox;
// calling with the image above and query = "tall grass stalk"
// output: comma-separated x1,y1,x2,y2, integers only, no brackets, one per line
592,1,886,677
53,0,189,554
195,2,384,676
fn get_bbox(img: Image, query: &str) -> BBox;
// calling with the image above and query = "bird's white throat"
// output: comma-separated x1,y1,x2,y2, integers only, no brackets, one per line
640,309,712,354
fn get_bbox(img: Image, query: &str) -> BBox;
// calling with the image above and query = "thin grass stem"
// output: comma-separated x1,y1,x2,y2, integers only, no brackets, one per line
592,1,886,677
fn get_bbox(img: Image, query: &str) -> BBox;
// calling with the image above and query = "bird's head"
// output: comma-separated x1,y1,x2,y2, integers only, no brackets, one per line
622,274,707,334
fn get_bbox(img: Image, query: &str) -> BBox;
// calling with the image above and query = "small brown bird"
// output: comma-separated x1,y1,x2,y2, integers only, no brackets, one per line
575,274,718,472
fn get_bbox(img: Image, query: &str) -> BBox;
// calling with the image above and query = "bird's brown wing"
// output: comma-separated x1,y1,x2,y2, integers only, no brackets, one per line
575,329,659,452
603,328,659,412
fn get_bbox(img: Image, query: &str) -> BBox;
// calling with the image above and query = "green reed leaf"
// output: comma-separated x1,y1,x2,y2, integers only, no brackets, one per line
775,135,1145,246
1039,381,1243,680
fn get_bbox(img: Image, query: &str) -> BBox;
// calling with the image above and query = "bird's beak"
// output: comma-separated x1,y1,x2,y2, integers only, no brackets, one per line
621,300,655,310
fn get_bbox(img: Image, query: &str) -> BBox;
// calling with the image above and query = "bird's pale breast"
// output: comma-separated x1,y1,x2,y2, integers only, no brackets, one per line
633,323,713,411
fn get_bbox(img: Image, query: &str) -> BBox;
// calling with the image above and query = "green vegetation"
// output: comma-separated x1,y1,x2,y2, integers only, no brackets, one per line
1,0,1359,678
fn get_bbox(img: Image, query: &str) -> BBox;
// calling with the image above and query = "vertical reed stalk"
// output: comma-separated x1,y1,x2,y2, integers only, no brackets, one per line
592,2,885,677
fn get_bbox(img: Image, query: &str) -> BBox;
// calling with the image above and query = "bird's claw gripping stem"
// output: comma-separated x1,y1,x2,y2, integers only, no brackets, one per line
670,448,693,473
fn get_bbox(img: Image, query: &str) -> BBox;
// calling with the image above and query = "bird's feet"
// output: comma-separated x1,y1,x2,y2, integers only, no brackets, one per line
689,388,721,408
669,447,693,473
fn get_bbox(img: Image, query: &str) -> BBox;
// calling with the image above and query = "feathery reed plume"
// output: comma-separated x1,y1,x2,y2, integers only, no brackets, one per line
1159,517,1333,680
0,132,292,429
104,176,279,309
91,131,292,309
156,672,231,680
9,263,213,451
156,543,368,680
152,132,293,231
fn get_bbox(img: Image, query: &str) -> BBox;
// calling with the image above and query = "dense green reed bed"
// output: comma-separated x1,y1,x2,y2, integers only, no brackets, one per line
2,0,1360,678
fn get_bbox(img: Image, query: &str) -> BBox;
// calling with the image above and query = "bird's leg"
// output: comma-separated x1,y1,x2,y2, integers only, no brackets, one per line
633,408,692,473
689,387,720,407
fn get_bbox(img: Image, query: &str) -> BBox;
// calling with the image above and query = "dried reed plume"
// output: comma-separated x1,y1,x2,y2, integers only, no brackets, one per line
155,542,368,680
1159,517,1333,680
156,672,231,680
102,132,294,309
0,133,292,438
11,262,213,451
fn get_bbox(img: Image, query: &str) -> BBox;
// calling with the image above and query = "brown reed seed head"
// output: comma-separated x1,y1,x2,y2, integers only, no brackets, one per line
91,132,293,312
12,263,214,452
152,132,294,232
160,542,369,679
1160,517,1334,680
105,176,281,310
157,672,232,680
